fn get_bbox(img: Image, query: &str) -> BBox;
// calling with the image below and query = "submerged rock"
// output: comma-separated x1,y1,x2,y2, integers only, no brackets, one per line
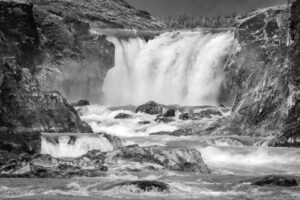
106,180,169,193
245,175,298,187
71,100,90,107
114,113,133,119
136,101,164,115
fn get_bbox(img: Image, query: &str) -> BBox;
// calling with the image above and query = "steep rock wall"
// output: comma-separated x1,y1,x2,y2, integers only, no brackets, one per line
219,5,292,137
0,0,92,133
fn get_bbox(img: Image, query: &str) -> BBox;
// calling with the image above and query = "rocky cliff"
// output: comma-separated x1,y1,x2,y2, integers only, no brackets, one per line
32,0,165,103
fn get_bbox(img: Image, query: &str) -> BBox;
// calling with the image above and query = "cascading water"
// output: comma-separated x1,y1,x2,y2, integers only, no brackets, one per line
104,31,234,106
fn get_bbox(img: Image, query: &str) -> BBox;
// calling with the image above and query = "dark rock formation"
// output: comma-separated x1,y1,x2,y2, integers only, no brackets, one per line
245,175,298,187
71,100,90,107
163,109,176,117
0,130,41,154
0,144,210,177
0,63,92,133
138,121,151,125
32,0,164,103
155,116,174,123
106,180,169,193
0,0,41,73
114,113,133,119
136,101,164,115
217,5,294,137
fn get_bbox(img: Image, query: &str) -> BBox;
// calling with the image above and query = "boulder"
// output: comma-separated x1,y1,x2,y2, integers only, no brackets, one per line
114,113,133,119
106,180,169,193
163,109,176,117
71,100,90,107
106,145,210,173
155,116,174,123
138,121,151,125
136,101,163,115
245,175,298,187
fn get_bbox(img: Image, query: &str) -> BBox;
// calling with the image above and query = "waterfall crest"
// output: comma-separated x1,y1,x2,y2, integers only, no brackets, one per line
104,31,234,106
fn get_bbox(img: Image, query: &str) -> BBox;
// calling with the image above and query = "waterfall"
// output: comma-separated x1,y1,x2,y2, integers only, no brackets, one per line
41,133,115,158
104,31,234,106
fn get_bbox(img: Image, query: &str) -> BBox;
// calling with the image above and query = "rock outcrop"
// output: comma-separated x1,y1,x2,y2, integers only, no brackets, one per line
0,144,210,177
0,63,92,133
217,5,294,137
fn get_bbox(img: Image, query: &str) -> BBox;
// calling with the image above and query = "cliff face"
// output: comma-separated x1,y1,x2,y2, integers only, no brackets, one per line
218,2,300,142
0,0,41,73
0,0,92,133
32,0,164,103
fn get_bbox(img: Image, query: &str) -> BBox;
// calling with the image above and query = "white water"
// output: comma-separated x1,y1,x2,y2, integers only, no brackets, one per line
41,133,114,158
104,31,234,106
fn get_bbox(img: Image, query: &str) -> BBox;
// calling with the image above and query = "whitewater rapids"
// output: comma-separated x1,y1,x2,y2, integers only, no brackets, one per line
104,31,234,106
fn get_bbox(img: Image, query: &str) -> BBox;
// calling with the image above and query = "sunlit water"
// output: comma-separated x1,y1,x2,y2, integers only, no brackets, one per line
1,105,299,200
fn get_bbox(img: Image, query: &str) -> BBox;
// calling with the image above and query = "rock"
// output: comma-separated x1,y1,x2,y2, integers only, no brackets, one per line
105,145,210,173
114,113,133,119
106,180,169,193
0,63,92,133
136,101,164,115
0,150,31,177
0,129,41,154
155,116,174,123
151,128,193,136
179,113,190,120
163,109,176,117
29,153,107,178
96,132,123,149
71,100,90,107
245,175,298,187
138,121,151,125
0,0,42,73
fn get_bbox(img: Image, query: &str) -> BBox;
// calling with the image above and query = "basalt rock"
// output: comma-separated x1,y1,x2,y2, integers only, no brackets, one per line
163,109,176,117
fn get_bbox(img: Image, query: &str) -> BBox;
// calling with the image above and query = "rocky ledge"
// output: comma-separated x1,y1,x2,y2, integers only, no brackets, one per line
0,144,210,178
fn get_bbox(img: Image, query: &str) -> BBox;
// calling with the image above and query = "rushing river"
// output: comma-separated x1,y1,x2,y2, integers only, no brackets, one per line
1,105,299,200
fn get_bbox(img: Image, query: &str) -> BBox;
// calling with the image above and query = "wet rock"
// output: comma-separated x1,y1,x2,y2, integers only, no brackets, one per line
106,145,210,173
151,128,193,136
246,175,298,187
138,121,151,125
163,109,176,117
0,63,92,133
136,101,164,115
96,132,122,149
114,113,133,119
0,150,31,176
107,180,169,193
71,100,90,107
29,153,107,178
0,129,41,154
179,113,190,120
155,115,174,123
